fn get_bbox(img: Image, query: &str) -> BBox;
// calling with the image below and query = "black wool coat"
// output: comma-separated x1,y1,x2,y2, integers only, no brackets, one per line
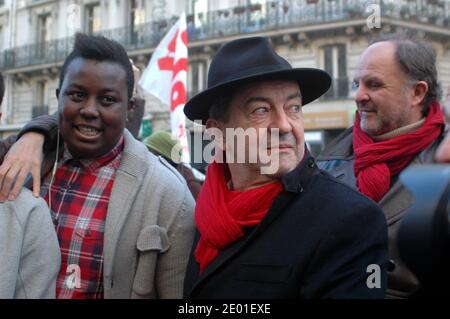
184,155,389,299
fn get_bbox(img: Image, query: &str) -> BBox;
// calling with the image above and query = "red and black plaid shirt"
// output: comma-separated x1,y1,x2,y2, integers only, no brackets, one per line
42,137,124,299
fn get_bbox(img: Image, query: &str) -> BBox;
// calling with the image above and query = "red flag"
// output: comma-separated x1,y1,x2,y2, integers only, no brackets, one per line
139,13,190,162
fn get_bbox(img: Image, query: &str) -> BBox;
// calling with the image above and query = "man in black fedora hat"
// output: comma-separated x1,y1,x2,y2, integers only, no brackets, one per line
0,36,388,299
181,37,388,298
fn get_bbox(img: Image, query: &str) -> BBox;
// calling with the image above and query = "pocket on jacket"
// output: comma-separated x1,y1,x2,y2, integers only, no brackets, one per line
235,264,292,283
136,225,170,253
133,225,170,297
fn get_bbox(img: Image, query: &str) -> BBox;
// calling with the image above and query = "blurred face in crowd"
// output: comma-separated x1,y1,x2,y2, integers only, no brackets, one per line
57,58,134,159
353,41,425,136
207,79,305,181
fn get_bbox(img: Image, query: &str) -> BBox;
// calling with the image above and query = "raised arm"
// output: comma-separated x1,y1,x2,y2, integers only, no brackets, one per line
0,114,58,202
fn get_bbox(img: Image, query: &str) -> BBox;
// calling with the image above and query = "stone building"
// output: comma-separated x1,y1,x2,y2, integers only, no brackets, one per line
0,0,449,160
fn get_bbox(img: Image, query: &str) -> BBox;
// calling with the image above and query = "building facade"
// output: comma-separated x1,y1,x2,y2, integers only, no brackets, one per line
0,0,449,158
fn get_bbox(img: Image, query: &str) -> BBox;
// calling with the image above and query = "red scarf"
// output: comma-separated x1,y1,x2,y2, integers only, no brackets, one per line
194,161,284,273
353,101,445,202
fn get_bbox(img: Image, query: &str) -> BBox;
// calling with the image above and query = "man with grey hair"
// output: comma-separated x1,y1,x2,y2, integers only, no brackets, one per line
317,34,448,298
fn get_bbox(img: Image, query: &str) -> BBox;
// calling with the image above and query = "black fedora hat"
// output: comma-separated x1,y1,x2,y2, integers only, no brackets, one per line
184,36,332,124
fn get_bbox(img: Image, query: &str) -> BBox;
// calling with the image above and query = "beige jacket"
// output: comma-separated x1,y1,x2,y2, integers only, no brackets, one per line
103,130,195,298
15,115,196,298
33,129,195,299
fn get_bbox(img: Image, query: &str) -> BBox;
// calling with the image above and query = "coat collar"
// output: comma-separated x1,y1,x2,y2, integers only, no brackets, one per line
281,150,318,194
185,151,319,296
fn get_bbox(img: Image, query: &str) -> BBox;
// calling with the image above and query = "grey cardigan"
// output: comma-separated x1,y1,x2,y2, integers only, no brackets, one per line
0,188,60,299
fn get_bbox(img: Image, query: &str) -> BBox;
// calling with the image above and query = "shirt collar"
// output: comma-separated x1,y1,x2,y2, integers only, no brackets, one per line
61,136,125,173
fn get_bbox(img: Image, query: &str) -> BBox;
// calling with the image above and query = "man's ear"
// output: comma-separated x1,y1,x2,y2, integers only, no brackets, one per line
128,97,136,112
412,81,429,107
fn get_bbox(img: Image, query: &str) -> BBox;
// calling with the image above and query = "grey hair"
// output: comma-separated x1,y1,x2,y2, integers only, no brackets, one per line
370,34,441,116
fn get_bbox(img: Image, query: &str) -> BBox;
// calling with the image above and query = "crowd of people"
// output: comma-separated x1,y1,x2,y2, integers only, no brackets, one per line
0,31,448,299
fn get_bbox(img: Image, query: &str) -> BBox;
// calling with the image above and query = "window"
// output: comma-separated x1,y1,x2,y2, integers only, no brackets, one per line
245,0,265,31
37,14,52,58
0,25,4,52
33,81,49,118
191,0,208,37
188,60,207,99
321,44,348,99
32,105,49,118
37,14,52,43
85,3,101,34
129,0,144,44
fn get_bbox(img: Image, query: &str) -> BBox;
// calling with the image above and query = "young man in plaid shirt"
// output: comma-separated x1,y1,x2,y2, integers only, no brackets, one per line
0,34,195,299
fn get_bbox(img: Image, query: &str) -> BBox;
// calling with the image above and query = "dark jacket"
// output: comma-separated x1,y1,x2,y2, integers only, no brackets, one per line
316,127,444,299
0,134,18,164
184,155,389,299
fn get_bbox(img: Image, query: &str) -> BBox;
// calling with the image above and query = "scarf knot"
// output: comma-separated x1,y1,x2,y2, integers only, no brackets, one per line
194,162,283,273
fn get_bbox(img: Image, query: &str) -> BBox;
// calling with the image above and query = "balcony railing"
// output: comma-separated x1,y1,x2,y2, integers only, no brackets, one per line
1,0,449,71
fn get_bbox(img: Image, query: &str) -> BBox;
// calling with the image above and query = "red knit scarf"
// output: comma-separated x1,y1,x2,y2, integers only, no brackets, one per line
353,101,445,202
194,161,284,273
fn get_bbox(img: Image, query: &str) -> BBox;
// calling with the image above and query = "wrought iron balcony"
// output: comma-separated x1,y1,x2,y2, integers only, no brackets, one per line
0,0,448,71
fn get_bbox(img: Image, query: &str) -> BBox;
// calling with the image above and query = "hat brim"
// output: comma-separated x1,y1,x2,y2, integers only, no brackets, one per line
184,68,332,124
